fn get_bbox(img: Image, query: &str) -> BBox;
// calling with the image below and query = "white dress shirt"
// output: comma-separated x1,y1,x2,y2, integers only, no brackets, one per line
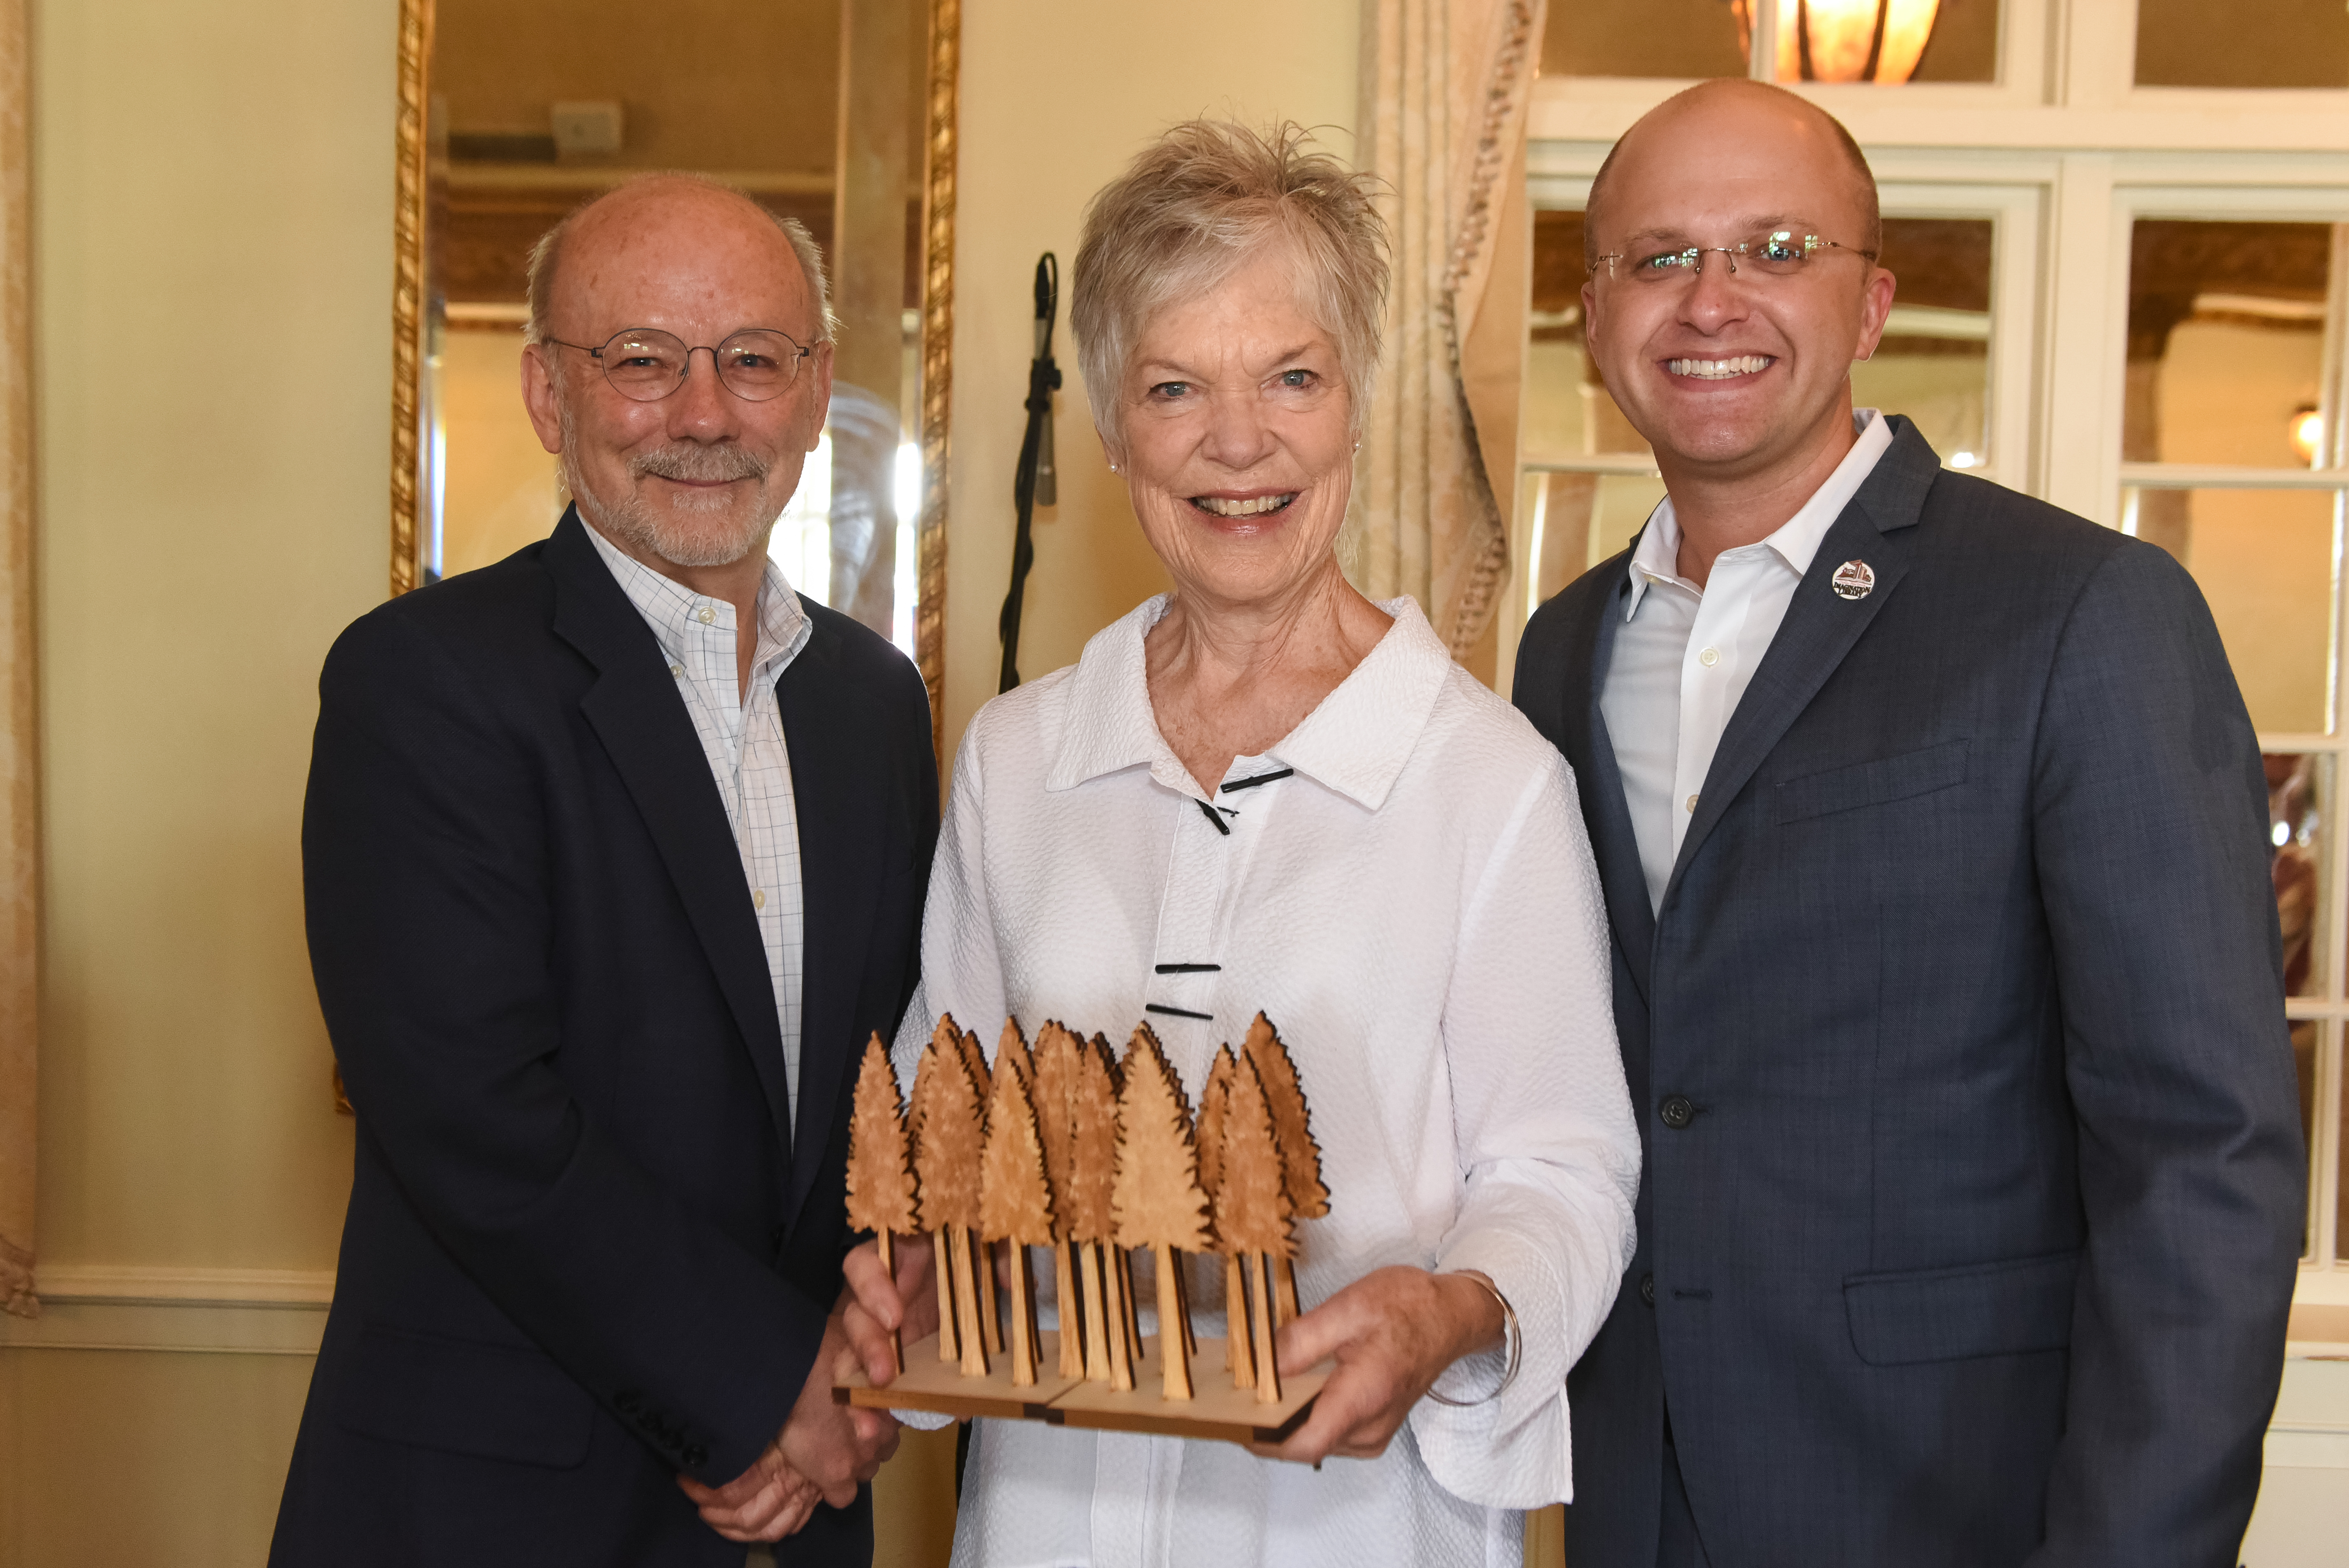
1600,410,1893,912
585,524,813,1111
894,594,1640,1568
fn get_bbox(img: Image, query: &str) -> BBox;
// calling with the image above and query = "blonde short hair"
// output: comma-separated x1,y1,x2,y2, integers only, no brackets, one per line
523,171,836,350
1071,121,1389,442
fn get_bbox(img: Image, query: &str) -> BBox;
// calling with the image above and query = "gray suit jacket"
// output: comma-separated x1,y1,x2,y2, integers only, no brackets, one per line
1511,418,2305,1567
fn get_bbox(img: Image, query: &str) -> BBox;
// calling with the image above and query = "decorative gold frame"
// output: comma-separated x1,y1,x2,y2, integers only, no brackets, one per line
0,0,37,1318
385,0,956,755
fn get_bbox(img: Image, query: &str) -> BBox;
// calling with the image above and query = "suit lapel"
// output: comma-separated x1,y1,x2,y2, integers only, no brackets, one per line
545,511,796,1165
1664,423,1942,905
774,606,885,1223
1561,566,1658,1006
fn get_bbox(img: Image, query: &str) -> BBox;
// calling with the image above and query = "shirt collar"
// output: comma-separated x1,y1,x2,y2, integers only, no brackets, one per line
1044,592,1453,813
1623,408,1893,620
584,519,811,674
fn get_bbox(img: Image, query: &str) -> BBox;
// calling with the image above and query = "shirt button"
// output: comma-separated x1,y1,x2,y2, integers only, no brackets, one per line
668,663,684,677
696,606,716,625
1685,793,1699,813
752,888,766,909
1660,1094,1696,1130
1698,646,1720,667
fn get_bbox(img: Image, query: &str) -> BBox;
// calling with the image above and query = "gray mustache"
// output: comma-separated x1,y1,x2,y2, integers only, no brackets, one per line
630,444,768,483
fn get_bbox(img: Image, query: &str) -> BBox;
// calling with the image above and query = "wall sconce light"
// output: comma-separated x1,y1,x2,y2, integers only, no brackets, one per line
1733,0,1943,84
2291,404,2324,467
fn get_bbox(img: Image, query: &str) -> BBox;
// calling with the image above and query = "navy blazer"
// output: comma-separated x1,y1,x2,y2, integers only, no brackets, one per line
272,510,937,1568
1513,420,2305,1567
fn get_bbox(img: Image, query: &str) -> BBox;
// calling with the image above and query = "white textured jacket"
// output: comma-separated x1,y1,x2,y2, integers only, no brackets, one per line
891,594,1639,1568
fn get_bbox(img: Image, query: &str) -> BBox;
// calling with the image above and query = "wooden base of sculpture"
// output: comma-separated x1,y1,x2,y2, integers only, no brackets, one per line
836,1330,1330,1445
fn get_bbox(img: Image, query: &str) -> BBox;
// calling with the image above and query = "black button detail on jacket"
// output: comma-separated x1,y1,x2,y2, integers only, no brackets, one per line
1659,1094,1696,1129
682,1443,708,1469
1639,1273,1656,1307
1220,767,1294,793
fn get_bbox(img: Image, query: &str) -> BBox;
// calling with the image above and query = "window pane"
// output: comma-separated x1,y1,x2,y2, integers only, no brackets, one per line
2126,220,2333,467
2126,487,2337,733
1526,211,1650,462
1541,0,1744,79
1856,216,1993,467
2137,0,2349,88
2267,752,2333,998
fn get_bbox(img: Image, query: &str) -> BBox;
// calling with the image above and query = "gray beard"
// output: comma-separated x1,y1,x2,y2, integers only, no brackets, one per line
558,397,785,568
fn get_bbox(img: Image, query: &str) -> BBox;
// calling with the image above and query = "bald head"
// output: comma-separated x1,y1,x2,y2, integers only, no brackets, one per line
1585,80,1879,271
525,172,835,352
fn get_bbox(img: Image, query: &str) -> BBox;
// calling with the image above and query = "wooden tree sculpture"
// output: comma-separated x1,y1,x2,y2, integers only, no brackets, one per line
1194,1045,1251,1388
912,1016,990,1377
1029,1021,1087,1378
1243,1014,1328,1326
906,1020,954,1363
979,1049,1055,1386
1111,1025,1215,1401
845,1033,920,1375
1217,1049,1296,1403
1067,1033,1132,1387
957,1019,1004,1357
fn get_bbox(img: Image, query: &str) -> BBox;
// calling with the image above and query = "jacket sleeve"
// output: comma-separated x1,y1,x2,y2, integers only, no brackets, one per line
304,607,828,1486
2025,541,2305,1565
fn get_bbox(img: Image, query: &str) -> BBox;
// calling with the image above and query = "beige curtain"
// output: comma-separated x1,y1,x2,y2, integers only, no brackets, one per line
1349,0,1543,664
0,0,35,1321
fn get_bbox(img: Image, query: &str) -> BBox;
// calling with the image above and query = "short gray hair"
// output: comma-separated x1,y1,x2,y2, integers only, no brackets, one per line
1071,121,1389,442
523,171,838,350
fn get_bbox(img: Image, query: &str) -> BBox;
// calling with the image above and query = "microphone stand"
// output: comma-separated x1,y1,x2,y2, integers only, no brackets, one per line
998,252,1060,693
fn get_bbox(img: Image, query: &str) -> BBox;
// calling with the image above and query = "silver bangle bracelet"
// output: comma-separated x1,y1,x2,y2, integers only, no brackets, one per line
1424,1271,1522,1408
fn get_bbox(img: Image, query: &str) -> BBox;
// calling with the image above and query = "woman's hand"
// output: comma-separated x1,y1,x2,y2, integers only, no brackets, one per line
839,1235,940,1385
1254,1266,1506,1465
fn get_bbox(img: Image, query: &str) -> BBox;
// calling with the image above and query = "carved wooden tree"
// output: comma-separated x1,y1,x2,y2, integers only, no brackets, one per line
1029,1020,1087,1378
1194,1044,1251,1388
1112,1025,1214,1400
845,1033,920,1374
912,1015,990,1376
1067,1032,1132,1387
979,1050,1054,1386
1243,1014,1326,1325
1217,1050,1296,1404
957,1020,1004,1357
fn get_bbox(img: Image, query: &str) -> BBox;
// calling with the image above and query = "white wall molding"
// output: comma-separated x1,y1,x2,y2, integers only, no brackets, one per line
0,1265,333,1355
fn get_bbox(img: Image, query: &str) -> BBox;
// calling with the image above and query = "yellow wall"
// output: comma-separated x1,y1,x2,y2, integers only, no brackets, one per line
1,2,1360,1564
939,0,1361,761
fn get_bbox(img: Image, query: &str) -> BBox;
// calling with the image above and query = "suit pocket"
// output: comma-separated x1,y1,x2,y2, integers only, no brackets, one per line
1775,739,1969,824
334,1323,598,1468
1844,1250,2078,1366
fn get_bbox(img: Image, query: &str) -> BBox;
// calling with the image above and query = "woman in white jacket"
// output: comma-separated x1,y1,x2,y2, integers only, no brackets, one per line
840,119,1639,1568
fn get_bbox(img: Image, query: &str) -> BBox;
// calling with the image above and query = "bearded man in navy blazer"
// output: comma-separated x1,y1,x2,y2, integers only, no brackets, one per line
272,174,934,1566
1512,82,2305,1567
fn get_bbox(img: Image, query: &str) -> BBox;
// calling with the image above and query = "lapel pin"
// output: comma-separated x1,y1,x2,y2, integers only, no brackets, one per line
1831,559,1875,601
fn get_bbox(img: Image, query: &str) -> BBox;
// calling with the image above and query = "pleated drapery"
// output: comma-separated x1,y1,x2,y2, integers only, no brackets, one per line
1349,0,1544,663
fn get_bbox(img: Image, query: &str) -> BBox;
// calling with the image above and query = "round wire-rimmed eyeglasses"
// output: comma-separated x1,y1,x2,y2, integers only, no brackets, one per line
1589,229,1878,284
541,326,821,402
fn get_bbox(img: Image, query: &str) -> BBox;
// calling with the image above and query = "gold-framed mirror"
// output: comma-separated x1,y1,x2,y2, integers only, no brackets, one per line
388,0,954,754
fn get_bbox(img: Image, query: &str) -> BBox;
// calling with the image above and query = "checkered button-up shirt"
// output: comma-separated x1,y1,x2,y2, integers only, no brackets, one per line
586,524,813,1120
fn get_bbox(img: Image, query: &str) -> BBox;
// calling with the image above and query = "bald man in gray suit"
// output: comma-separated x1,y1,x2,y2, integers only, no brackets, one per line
1511,81,2305,1567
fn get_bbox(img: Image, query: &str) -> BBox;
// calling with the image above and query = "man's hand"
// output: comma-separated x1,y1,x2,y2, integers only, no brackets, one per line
841,1236,940,1384
679,1296,903,1540
680,1440,823,1544
1251,1266,1506,1466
